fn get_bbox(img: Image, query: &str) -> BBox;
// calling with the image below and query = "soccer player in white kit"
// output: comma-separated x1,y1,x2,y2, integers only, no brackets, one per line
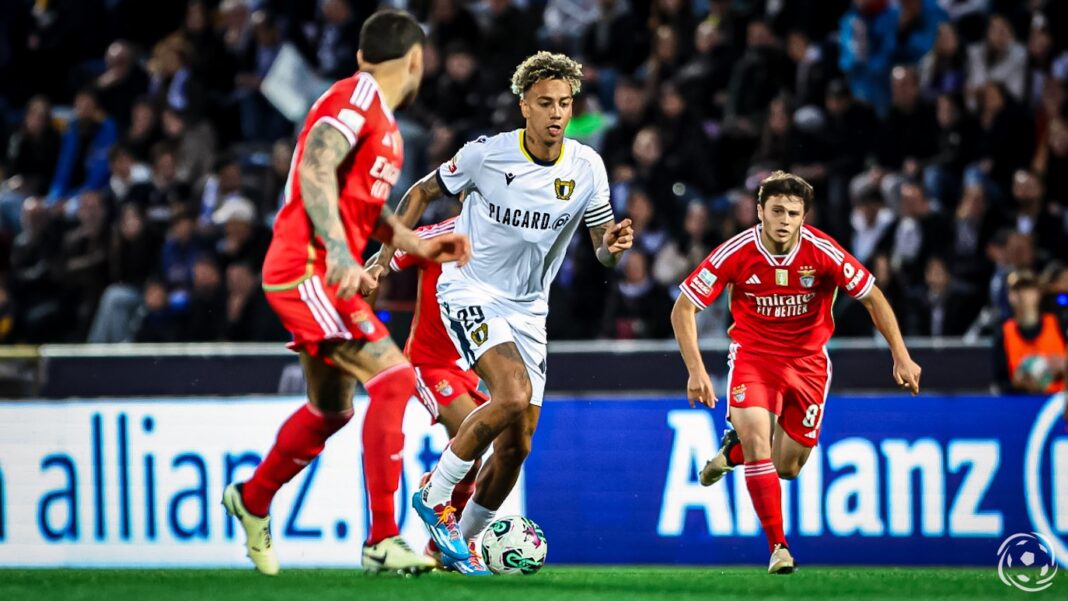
367,52,634,571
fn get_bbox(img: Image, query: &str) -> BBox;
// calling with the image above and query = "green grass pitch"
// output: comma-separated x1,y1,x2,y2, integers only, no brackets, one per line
3,567,1063,601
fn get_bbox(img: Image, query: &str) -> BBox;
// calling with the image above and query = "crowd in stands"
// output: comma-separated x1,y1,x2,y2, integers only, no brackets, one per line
1,0,1067,369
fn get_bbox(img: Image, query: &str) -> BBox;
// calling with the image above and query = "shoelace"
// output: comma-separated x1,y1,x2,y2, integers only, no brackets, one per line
436,505,458,527
260,526,272,548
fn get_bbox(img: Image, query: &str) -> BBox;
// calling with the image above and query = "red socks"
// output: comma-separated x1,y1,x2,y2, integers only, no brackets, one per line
363,364,417,545
727,442,745,467
744,459,787,552
242,403,353,517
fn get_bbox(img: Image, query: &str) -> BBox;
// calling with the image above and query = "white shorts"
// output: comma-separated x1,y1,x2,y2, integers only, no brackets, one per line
438,290,547,406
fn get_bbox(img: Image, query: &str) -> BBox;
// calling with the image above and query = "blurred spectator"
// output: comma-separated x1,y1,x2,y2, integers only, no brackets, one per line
641,25,685,97
134,278,182,342
484,0,538,90
820,80,879,235
223,261,286,341
675,21,735,120
601,250,672,339
542,0,599,51
309,0,360,81
725,20,788,139
161,107,216,185
143,142,193,227
581,0,646,84
924,93,978,205
2,96,60,232
47,88,118,205
906,255,973,336
949,182,998,291
599,78,650,173
59,189,110,338
234,10,290,143
178,0,234,94
654,81,718,195
1034,116,1068,210
785,28,834,109
147,35,206,122
212,195,267,270
894,0,947,64
104,144,153,208
920,22,966,98
197,154,251,230
434,43,492,139
876,66,939,172
260,139,293,216
122,97,163,162
879,180,951,288
429,0,483,54
649,0,698,63
653,201,713,288
850,186,895,264
966,14,1027,106
88,203,158,342
96,40,149,128
993,270,1066,393
8,197,63,342
159,209,202,294
839,0,898,115
185,255,226,341
1010,169,1067,266
623,187,668,257
975,82,1033,195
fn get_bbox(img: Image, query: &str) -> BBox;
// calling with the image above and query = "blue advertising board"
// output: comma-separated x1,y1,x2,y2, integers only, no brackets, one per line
0,394,1064,567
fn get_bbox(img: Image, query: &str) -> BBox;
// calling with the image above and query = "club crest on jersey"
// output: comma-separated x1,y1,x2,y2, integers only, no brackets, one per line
798,266,817,288
775,269,789,286
554,178,575,201
435,379,454,397
732,384,746,402
350,311,376,335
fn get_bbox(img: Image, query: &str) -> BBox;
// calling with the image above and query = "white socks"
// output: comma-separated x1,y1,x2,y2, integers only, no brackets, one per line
423,448,473,507
459,500,496,542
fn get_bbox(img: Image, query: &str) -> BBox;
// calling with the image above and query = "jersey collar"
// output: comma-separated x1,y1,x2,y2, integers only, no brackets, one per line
357,72,395,124
753,224,803,267
518,129,564,166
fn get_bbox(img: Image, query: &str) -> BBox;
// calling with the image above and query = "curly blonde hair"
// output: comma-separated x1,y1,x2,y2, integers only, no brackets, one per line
510,51,583,96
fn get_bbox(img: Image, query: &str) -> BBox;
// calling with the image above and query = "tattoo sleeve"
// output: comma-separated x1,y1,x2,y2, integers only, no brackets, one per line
590,222,620,267
300,122,356,265
368,171,445,270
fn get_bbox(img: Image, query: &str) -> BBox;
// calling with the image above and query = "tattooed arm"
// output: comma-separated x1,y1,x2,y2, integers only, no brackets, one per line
366,171,446,272
589,218,635,267
298,121,368,299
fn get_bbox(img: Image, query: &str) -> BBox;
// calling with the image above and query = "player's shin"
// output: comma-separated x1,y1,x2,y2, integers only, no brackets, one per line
363,363,417,545
451,457,480,514
243,403,353,516
744,459,788,552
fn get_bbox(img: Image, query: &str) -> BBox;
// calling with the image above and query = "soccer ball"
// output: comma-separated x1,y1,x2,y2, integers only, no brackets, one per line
480,515,548,575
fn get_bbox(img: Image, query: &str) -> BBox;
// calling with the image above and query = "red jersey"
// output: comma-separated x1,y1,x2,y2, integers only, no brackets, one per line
263,72,404,289
390,218,461,368
680,224,876,357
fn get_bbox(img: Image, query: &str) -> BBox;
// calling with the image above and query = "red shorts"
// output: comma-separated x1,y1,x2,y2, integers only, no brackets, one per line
413,363,489,423
265,273,389,360
726,343,831,447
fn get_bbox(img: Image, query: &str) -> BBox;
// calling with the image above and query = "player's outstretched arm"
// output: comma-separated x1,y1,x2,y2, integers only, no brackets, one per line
376,205,471,266
859,285,922,395
367,171,445,272
299,122,369,299
590,218,634,267
671,294,717,408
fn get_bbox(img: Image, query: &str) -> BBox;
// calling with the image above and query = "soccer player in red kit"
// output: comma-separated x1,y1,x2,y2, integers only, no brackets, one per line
221,11,470,576
364,216,490,570
671,171,921,574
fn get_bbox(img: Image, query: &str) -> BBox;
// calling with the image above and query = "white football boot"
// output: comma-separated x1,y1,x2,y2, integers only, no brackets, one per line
700,429,741,486
362,536,438,574
222,483,280,575
768,544,796,574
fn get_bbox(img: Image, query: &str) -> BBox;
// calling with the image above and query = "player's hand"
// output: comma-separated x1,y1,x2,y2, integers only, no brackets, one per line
604,218,634,254
360,264,386,298
421,233,471,266
687,370,717,409
892,356,922,395
326,252,374,300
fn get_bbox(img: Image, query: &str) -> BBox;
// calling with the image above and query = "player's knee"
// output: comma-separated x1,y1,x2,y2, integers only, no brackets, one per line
493,382,532,420
776,464,801,480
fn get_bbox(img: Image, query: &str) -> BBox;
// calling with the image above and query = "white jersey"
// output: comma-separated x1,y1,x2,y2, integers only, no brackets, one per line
435,129,614,314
